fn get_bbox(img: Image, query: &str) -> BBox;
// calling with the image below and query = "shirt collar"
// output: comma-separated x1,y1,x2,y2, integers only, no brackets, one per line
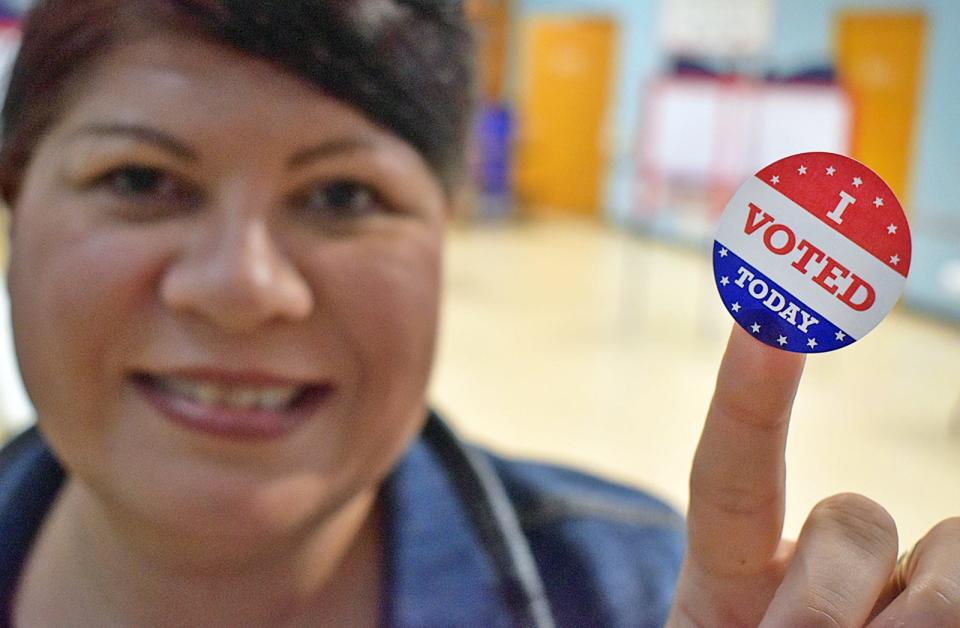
0,428,65,619
380,434,515,627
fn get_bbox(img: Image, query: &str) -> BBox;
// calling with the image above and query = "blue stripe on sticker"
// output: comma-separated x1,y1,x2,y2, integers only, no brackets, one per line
714,240,856,354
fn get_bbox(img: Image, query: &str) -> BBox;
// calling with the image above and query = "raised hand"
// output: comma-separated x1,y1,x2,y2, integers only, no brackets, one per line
667,326,960,627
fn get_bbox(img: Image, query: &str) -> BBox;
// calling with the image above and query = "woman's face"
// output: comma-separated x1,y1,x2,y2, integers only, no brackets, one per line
7,36,448,543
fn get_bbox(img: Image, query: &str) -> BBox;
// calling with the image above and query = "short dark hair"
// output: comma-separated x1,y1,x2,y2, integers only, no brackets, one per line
0,0,476,204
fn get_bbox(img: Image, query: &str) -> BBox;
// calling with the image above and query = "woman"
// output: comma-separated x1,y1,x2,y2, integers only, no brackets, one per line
0,1,957,626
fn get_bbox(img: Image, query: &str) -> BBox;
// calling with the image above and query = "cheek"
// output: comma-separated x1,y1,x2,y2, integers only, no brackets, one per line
310,224,444,409
9,216,169,428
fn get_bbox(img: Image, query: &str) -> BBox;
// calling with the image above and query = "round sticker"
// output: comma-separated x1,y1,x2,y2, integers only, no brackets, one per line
713,152,912,353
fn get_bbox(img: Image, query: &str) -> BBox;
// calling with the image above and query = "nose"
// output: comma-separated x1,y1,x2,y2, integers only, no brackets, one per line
161,213,313,333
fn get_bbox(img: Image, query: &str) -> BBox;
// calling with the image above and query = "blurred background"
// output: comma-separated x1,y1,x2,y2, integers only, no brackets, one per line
0,0,957,546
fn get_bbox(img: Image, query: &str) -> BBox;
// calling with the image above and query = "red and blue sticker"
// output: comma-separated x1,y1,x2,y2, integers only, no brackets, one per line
714,152,912,353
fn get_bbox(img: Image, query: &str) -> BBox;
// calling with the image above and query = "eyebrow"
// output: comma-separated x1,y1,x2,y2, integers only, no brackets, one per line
288,137,379,170
69,124,379,169
69,123,199,162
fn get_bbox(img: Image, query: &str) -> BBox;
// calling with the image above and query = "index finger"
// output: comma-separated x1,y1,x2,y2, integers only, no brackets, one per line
687,325,806,577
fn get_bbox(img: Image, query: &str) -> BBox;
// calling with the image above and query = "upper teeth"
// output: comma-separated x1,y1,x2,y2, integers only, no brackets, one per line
158,377,303,411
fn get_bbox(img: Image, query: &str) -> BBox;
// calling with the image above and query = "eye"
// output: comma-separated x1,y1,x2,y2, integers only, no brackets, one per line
295,181,381,219
102,166,170,196
93,165,203,213
111,166,163,195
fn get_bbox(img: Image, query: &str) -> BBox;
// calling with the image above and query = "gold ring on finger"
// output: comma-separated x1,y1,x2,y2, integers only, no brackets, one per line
892,545,918,592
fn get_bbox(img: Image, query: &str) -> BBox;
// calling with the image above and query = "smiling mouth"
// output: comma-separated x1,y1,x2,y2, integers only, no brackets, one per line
132,373,333,441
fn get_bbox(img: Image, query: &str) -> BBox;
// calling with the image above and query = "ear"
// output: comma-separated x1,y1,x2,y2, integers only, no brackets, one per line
445,181,475,221
0,174,19,236
1,204,15,243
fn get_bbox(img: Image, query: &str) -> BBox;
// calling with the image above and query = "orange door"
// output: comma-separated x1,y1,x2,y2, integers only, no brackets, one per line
515,16,617,216
835,11,927,206
466,0,512,102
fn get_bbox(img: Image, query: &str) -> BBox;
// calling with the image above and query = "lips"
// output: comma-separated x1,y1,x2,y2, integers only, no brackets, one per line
132,372,332,441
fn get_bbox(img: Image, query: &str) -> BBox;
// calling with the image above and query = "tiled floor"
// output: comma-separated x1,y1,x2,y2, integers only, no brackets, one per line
432,218,960,547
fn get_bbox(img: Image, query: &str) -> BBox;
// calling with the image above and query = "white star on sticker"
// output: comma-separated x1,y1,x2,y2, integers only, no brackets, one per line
853,177,863,188
887,224,898,235
807,338,818,349
770,175,780,185
835,331,847,341
874,197,884,208
890,255,901,266
751,323,761,334
720,276,730,286
777,335,788,346
731,302,741,313
826,166,836,176
719,248,729,257
798,165,807,175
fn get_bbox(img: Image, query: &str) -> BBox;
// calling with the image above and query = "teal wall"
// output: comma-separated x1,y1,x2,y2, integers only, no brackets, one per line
516,0,960,318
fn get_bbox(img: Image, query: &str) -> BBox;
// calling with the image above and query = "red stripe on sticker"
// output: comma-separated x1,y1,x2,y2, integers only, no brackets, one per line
755,152,910,278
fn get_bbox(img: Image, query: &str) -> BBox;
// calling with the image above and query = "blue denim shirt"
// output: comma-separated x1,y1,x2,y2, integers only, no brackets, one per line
0,415,684,627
